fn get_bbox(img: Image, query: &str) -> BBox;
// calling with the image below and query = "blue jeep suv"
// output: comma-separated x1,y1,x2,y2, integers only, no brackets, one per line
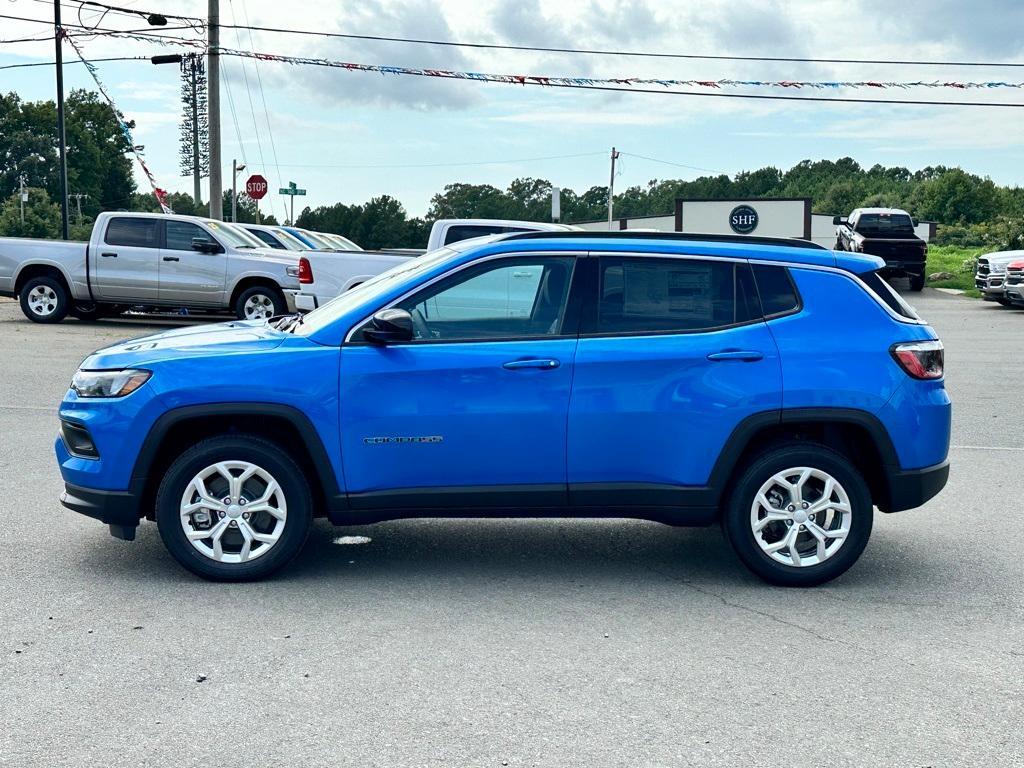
56,232,950,586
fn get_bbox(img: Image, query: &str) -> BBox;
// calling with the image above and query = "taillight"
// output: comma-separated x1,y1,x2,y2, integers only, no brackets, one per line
298,257,313,284
891,340,944,380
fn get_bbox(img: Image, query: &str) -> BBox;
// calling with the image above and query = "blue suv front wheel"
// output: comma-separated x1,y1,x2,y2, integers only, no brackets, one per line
723,443,874,586
155,435,313,581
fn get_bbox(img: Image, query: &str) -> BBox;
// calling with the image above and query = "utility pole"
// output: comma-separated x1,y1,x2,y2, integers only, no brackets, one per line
231,160,245,222
607,147,619,230
18,175,27,225
53,1,70,239
68,193,89,224
187,55,202,207
207,0,222,219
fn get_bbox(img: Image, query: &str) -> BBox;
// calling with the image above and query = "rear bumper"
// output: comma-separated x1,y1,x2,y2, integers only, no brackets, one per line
282,289,299,313
881,459,949,513
877,260,926,276
295,292,318,312
60,482,140,540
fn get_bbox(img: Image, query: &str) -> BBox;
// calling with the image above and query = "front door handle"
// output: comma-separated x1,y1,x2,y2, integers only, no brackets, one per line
502,358,560,370
162,256,180,262
707,350,764,362
100,252,117,258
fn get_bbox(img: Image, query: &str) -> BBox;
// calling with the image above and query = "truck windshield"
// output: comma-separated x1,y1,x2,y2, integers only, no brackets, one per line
272,229,308,250
293,248,457,336
206,221,262,248
855,214,915,236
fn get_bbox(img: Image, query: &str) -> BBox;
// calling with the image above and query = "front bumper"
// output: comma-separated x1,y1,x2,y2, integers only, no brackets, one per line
60,482,140,539
976,275,1005,299
1004,282,1024,305
881,460,950,513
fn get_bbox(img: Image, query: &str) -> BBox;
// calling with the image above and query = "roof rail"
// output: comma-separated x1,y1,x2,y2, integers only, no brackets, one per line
502,230,829,251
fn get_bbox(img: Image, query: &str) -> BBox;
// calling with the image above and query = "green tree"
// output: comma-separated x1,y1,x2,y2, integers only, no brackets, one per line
0,187,61,238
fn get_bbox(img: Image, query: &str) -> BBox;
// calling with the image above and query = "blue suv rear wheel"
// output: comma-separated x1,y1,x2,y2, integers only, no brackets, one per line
723,443,873,586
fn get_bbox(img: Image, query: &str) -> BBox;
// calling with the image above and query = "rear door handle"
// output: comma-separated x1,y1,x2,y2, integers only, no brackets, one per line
502,358,560,370
162,256,180,262
100,252,117,258
707,350,764,362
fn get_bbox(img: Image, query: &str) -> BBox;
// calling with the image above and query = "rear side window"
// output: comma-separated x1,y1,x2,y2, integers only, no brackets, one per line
596,257,756,333
860,270,921,321
105,217,159,248
752,265,800,317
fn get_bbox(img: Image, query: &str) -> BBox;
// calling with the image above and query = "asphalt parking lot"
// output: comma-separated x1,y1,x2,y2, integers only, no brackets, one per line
1,290,1022,767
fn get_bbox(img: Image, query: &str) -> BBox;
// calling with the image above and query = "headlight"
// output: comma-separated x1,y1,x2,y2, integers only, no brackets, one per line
71,369,151,398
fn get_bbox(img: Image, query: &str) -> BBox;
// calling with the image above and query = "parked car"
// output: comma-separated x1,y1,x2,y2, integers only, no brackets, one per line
240,223,310,251
293,249,421,312
0,212,301,323
1002,258,1024,306
282,227,361,251
834,208,928,291
426,218,578,250
975,250,1024,304
55,231,950,586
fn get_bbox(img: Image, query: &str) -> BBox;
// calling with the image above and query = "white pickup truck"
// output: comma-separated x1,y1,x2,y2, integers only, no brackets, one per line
0,211,302,323
294,219,576,311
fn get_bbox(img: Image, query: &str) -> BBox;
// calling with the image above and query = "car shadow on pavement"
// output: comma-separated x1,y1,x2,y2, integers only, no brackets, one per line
69,516,950,593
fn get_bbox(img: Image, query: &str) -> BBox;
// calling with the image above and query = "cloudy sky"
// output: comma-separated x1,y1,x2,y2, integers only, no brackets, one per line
2,0,1023,220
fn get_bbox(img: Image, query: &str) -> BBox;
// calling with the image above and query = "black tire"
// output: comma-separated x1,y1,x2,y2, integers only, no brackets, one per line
234,284,286,321
997,298,1014,307
19,275,69,324
908,273,925,292
155,434,313,581
722,442,873,587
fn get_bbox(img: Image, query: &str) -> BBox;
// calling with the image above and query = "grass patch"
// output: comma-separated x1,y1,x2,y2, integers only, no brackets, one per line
925,245,986,293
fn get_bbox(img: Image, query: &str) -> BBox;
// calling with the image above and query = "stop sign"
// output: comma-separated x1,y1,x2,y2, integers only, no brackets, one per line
245,174,268,200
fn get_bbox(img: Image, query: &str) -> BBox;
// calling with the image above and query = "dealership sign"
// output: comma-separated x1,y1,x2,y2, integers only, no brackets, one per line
729,204,759,234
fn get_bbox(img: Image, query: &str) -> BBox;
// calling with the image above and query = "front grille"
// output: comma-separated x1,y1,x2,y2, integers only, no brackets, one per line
1006,268,1023,286
977,259,991,277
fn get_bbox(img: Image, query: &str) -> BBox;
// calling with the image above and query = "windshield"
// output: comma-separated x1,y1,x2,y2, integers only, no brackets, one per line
855,213,915,236
295,248,456,336
272,228,308,250
298,229,337,250
323,233,361,251
207,221,263,248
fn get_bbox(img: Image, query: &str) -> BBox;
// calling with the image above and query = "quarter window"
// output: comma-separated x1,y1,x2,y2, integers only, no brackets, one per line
383,256,575,341
165,221,213,251
751,265,800,317
596,257,749,333
104,217,159,248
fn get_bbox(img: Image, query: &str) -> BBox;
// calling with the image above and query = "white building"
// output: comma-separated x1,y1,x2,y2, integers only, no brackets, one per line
574,197,936,248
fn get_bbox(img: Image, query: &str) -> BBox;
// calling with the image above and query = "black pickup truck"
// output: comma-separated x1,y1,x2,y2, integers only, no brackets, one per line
833,208,928,291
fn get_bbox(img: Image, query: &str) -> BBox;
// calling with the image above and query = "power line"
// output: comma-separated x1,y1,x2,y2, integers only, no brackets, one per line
239,0,283,222
226,0,270,218
0,55,149,70
14,1,1024,70
267,151,608,169
619,153,720,174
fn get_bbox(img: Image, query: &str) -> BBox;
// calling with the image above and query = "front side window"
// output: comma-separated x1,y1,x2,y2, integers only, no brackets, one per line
386,256,575,341
165,221,213,251
596,257,750,334
105,217,159,248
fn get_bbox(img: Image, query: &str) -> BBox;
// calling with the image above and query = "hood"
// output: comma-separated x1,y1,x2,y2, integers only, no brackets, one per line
981,250,1024,266
82,320,287,369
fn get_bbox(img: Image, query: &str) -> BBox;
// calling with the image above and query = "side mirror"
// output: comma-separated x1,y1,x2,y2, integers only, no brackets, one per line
833,216,848,226
191,237,222,254
363,308,414,344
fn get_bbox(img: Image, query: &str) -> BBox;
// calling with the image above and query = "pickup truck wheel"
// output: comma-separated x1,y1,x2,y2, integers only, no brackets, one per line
722,443,873,587
19,276,69,324
235,285,286,321
909,274,925,292
155,435,312,581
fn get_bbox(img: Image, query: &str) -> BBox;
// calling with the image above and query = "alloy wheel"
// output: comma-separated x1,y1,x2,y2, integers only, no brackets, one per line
243,294,275,320
28,285,59,317
179,461,287,564
749,466,852,567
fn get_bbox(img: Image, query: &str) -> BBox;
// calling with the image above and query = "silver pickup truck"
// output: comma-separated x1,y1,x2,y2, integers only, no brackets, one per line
0,211,301,323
